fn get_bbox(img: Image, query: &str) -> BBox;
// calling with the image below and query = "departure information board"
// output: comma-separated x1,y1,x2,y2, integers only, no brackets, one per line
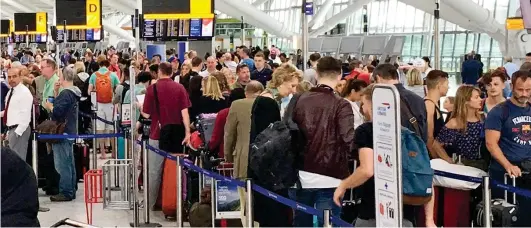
141,18,212,40
55,0,102,41
57,28,102,42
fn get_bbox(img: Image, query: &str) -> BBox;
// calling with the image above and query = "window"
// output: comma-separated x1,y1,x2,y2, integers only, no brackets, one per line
442,34,455,56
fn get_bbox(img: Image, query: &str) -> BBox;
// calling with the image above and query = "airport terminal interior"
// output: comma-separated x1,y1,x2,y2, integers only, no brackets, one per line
1,0,531,227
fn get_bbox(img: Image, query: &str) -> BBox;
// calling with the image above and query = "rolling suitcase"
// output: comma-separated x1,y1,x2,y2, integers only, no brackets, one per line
161,158,187,219
74,143,90,181
474,174,519,227
340,160,360,224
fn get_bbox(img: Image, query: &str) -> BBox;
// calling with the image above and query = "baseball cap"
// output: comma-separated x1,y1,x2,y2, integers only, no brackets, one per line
168,56,179,63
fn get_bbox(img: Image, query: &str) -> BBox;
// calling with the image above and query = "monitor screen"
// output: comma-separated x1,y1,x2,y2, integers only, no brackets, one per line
0,20,9,34
14,13,37,32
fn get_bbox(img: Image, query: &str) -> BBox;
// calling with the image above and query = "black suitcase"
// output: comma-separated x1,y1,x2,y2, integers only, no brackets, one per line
474,174,519,227
74,143,90,181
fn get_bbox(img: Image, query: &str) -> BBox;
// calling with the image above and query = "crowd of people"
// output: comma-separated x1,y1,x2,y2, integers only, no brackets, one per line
1,44,531,227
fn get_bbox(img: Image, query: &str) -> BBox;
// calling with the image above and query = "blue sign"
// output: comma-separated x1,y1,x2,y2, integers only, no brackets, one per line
214,180,241,219
190,19,202,37
304,2,314,15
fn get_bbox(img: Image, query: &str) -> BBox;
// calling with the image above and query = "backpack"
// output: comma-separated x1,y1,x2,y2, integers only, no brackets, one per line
400,98,434,205
249,95,301,191
95,71,113,103
120,82,130,104
188,187,212,227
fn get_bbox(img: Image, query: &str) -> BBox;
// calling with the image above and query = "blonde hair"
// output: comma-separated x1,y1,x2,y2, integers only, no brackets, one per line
407,68,423,86
74,61,85,74
96,54,106,64
449,85,481,132
202,76,224,100
180,63,192,76
267,63,302,89
297,80,313,93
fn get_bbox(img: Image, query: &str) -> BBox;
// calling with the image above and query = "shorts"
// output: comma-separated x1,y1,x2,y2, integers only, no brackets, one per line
96,102,114,131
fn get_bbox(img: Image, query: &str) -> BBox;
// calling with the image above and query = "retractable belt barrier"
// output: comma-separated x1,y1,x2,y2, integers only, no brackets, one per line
34,126,531,225
434,170,531,199
144,143,354,227
79,111,114,126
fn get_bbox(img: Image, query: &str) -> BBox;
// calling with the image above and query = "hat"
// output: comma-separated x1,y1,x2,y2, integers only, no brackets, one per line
168,56,179,63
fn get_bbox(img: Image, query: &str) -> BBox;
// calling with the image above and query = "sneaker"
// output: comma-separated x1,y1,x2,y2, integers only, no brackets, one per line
50,193,73,202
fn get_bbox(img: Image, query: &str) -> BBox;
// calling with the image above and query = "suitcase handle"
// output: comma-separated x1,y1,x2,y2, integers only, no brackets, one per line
504,173,517,204
349,160,357,201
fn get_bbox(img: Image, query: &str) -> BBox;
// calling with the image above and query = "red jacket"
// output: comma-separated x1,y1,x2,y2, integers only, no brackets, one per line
209,108,229,158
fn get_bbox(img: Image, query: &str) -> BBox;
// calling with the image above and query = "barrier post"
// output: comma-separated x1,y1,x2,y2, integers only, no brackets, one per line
176,158,183,228
113,119,120,189
91,112,97,169
33,104,50,212
210,177,215,228
246,179,253,228
323,209,331,228
483,176,492,228
32,104,38,177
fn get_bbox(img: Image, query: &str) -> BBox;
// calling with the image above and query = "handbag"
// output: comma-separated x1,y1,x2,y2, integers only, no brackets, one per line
36,120,66,143
153,84,185,153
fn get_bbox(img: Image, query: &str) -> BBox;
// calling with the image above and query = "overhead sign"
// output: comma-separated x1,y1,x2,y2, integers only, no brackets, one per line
506,17,524,30
0,20,10,35
14,12,48,34
372,84,403,227
56,0,101,29
143,0,214,20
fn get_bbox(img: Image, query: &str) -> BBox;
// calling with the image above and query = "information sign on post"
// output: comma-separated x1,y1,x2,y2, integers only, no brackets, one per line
304,1,314,16
214,180,241,219
121,104,132,126
372,84,403,227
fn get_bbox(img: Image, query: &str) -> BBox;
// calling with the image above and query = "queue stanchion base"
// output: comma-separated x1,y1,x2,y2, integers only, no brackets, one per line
39,207,50,212
129,222,162,227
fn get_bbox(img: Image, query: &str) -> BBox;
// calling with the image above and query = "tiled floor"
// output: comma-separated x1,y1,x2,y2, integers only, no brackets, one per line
37,157,187,227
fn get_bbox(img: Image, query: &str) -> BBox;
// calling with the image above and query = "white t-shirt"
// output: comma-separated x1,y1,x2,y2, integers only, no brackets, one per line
346,98,364,129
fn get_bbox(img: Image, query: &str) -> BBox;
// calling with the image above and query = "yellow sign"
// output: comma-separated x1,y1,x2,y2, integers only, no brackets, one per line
36,12,47,33
10,20,14,34
86,0,101,28
506,17,524,30
143,0,213,20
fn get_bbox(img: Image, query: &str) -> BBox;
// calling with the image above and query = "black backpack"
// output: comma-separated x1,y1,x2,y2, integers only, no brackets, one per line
120,82,131,104
249,94,302,191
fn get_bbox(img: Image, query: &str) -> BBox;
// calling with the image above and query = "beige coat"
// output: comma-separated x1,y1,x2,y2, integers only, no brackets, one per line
224,98,255,179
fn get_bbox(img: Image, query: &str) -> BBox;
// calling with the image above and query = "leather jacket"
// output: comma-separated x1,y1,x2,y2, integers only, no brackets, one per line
292,86,355,180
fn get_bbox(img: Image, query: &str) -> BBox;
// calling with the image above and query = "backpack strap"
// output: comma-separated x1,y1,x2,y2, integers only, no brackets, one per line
401,97,421,136
282,93,301,128
153,84,161,126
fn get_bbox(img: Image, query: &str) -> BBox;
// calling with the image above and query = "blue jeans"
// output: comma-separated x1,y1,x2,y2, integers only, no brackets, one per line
289,188,341,227
53,140,77,199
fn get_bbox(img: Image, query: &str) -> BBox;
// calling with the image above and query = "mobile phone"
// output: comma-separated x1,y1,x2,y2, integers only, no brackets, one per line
47,96,54,103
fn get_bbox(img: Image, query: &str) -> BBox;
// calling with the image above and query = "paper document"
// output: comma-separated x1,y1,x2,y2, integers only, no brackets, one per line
136,94,145,105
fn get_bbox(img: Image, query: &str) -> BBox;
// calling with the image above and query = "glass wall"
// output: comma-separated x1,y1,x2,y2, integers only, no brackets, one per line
249,0,516,73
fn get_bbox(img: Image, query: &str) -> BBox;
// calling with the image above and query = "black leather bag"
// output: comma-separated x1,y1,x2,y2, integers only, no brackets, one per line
153,84,185,153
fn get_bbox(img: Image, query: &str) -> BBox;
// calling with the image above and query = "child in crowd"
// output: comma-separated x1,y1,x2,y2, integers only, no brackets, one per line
443,96,455,123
